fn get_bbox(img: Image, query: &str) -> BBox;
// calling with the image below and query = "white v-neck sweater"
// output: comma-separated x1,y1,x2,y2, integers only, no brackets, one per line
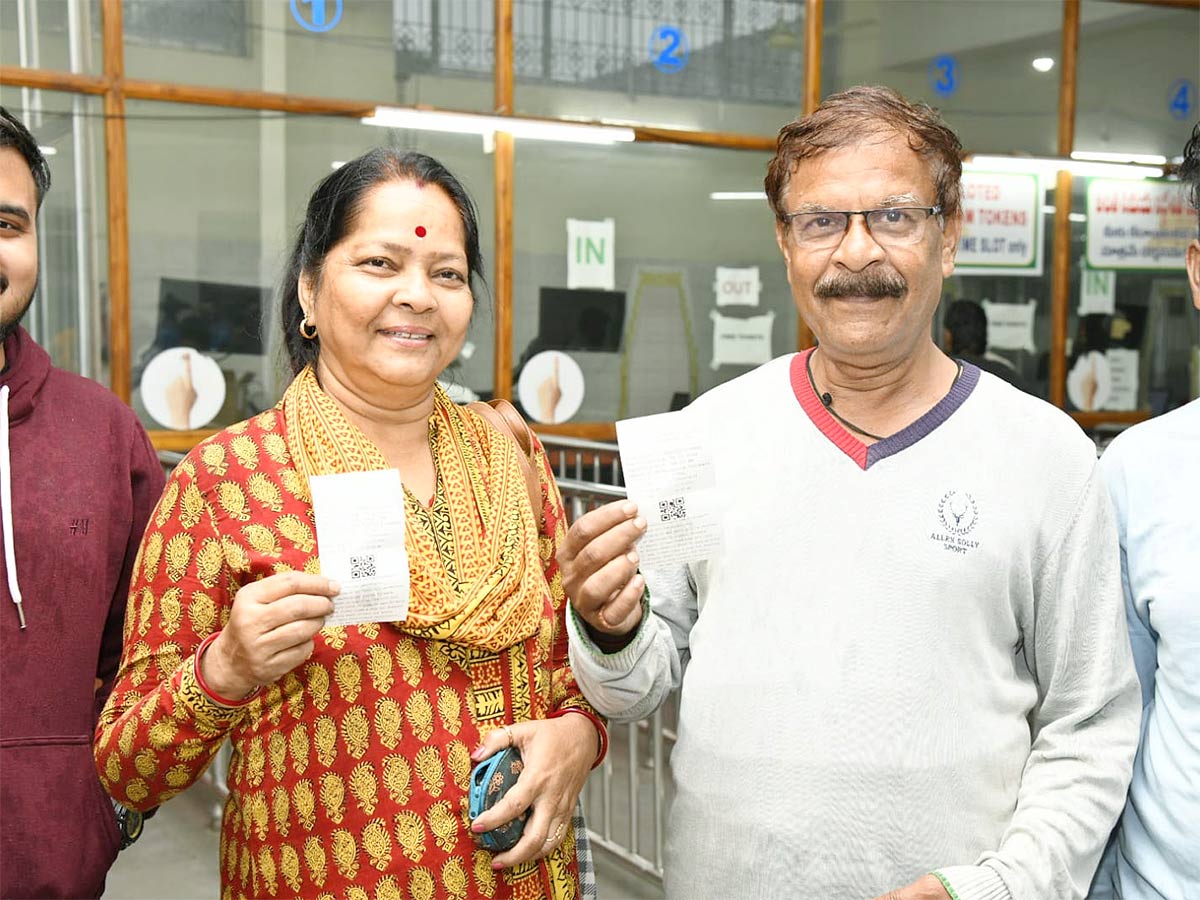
569,353,1140,900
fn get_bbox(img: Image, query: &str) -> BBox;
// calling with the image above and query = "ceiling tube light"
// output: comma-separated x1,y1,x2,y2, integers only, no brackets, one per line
709,191,768,200
1031,57,1055,72
1071,150,1168,165
362,107,635,145
1066,161,1162,179
966,155,1162,180
501,118,634,144
37,145,57,156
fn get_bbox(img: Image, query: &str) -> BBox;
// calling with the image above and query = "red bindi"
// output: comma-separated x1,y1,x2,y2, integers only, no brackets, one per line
415,225,427,238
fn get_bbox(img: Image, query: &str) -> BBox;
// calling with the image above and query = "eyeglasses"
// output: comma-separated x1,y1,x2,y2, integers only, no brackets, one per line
780,205,943,249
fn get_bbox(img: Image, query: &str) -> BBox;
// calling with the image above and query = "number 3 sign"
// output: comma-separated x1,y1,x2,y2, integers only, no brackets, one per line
928,54,959,98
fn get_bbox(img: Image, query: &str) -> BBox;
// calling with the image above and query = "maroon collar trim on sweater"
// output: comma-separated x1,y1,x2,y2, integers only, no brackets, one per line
789,348,979,470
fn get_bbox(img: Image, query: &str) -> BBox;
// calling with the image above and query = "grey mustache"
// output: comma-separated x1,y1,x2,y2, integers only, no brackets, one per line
814,271,907,299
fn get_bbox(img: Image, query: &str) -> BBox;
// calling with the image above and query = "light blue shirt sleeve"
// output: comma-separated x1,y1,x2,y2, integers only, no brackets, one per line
1099,449,1159,709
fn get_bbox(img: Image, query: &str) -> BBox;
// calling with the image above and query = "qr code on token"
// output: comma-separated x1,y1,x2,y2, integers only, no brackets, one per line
349,554,376,579
658,497,687,522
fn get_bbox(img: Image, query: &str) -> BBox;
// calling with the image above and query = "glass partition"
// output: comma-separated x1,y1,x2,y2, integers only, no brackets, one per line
0,87,108,381
1077,2,1199,161
824,0,1062,155
7,0,1198,439
939,179,1056,401
1065,173,1197,416
511,140,791,424
0,0,103,75
125,100,495,433
122,0,494,113
513,0,806,135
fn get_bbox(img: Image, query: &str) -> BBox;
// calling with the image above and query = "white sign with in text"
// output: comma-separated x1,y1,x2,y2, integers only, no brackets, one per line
1079,268,1117,316
567,218,616,290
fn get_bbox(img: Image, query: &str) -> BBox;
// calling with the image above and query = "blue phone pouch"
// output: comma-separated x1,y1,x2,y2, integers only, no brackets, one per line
468,746,527,852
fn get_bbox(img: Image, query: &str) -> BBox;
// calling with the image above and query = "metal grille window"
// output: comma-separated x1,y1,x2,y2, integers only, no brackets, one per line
117,0,249,56
514,0,803,104
393,0,496,78
393,0,804,105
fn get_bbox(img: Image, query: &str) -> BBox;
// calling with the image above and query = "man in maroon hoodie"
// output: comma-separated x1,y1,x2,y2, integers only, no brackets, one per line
0,107,164,897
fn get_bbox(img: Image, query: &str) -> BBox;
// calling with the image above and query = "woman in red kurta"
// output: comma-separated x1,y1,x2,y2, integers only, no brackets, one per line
95,149,606,900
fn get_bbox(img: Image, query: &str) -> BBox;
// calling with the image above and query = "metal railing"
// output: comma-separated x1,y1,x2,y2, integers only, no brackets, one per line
541,434,625,490
541,435,672,883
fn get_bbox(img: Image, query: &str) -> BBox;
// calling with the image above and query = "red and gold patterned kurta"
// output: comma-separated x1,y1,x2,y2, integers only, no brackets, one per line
95,379,603,900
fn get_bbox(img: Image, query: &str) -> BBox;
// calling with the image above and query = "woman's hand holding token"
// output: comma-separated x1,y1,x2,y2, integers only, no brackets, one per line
200,571,339,699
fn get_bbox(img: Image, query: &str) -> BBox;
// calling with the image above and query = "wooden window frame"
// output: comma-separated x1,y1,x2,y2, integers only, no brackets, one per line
3,0,1192,447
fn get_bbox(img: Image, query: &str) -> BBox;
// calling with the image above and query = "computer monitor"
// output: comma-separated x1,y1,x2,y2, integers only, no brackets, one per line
537,287,625,353
154,277,267,355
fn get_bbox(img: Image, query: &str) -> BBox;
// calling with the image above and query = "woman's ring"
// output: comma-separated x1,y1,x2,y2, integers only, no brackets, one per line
502,724,514,748
545,822,565,844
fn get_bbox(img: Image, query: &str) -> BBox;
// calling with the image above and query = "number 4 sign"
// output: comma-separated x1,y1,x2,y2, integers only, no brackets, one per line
1168,79,1195,121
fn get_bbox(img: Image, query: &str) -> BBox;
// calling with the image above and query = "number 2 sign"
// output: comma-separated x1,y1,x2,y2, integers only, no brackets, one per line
649,25,689,74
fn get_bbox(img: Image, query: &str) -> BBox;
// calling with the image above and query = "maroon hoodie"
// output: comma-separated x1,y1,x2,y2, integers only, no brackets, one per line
0,326,163,898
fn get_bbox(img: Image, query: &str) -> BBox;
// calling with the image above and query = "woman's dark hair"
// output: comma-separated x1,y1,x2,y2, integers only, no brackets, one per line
281,148,485,375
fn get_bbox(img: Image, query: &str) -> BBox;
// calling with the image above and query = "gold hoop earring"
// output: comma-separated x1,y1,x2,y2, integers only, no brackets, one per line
299,317,317,340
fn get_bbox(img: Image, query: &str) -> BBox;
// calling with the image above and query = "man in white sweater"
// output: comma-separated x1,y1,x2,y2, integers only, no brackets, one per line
559,86,1141,900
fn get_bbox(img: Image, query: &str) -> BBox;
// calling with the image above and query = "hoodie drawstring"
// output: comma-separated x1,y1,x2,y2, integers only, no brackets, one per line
0,385,25,628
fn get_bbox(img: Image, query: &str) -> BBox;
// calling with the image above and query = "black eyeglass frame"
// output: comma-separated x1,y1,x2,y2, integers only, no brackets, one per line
778,204,945,245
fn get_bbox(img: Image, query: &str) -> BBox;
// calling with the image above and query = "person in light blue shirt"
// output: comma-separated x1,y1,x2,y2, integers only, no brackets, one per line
1090,120,1200,900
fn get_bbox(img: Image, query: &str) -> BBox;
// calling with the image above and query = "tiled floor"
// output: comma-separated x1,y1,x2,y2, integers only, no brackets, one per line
104,787,665,900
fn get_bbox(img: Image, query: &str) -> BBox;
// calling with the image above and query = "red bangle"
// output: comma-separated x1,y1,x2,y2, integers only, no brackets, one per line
549,707,608,769
193,632,262,708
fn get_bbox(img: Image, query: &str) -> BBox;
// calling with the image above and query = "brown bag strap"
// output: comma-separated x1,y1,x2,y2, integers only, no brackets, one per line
468,399,544,529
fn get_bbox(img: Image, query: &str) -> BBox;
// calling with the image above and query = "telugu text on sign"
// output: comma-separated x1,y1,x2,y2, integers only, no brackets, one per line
1086,180,1192,270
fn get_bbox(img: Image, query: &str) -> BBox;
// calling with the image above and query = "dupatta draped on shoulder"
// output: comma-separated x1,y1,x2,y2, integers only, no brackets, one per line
280,366,545,653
